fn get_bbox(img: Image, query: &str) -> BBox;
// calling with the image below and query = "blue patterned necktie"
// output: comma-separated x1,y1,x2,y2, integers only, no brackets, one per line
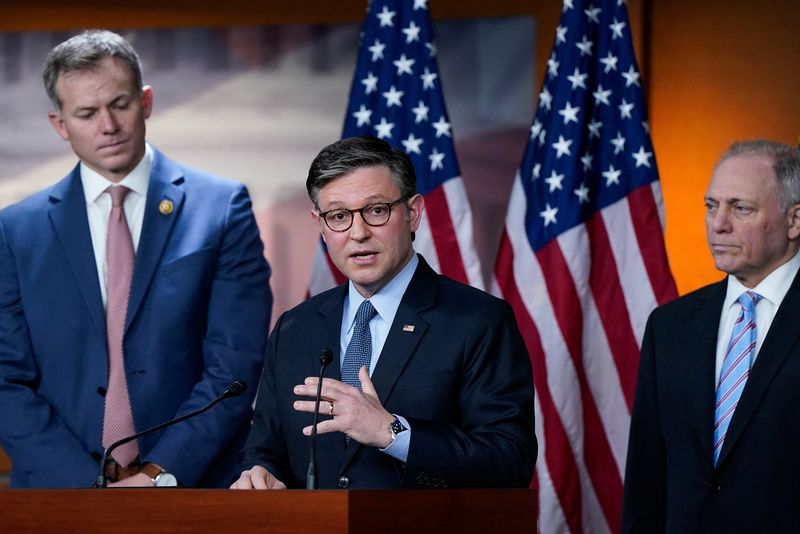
341,300,377,389
713,290,762,466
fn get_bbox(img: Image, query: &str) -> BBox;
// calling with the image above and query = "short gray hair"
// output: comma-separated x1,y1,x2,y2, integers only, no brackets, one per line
718,139,800,212
306,136,417,208
43,29,143,110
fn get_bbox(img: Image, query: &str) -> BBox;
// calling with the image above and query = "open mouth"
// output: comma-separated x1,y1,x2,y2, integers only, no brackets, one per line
350,251,377,263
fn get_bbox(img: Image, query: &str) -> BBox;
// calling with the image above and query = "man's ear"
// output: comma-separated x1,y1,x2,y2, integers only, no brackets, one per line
48,111,69,141
141,85,154,119
406,194,425,232
311,209,327,243
788,203,800,240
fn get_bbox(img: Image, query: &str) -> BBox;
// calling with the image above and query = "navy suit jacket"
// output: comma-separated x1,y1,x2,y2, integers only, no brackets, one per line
239,256,536,489
0,148,271,488
623,270,800,532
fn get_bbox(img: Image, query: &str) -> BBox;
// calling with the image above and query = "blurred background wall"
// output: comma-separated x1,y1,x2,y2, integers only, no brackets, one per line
0,0,798,484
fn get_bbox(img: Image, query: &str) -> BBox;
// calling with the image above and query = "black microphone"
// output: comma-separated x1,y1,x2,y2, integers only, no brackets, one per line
96,380,248,488
306,348,333,490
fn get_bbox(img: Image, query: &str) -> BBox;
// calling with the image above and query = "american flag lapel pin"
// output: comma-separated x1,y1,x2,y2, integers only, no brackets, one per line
402,324,415,333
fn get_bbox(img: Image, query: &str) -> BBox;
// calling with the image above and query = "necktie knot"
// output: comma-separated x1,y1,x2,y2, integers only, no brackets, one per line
738,291,762,314
354,300,377,328
107,186,130,208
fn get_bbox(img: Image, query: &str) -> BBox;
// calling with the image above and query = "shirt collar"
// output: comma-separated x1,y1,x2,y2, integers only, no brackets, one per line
724,250,800,310
81,143,153,205
344,253,419,332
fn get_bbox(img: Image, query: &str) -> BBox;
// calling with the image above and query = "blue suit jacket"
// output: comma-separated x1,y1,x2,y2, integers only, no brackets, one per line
0,148,271,488
623,270,800,532
239,256,536,489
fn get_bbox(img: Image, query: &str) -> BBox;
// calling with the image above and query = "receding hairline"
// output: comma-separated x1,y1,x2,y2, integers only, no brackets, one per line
306,136,417,207
43,29,143,110
315,164,404,204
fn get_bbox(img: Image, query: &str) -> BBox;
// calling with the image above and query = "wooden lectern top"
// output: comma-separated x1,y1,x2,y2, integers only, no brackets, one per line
0,488,537,533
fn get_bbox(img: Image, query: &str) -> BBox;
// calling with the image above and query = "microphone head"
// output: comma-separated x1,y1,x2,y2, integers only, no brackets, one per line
319,348,333,366
224,380,247,398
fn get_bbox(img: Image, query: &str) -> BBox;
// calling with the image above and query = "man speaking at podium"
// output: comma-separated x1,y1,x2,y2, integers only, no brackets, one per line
232,137,536,490
0,30,271,488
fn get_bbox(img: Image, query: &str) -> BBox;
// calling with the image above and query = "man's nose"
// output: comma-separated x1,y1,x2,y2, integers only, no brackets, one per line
349,211,371,239
99,108,120,133
709,207,730,233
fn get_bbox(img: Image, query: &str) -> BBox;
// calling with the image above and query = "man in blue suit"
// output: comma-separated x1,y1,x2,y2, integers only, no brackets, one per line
232,137,535,490
0,30,271,488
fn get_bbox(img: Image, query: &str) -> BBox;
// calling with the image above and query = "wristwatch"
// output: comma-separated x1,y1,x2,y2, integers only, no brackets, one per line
142,463,178,487
388,416,408,444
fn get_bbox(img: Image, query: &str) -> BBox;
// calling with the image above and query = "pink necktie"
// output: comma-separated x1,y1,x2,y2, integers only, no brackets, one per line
102,186,139,467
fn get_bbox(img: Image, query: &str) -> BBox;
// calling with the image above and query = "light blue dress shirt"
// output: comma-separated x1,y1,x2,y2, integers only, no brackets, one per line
340,253,418,462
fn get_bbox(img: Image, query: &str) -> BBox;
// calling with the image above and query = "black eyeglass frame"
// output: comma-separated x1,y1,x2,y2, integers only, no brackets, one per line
317,197,407,232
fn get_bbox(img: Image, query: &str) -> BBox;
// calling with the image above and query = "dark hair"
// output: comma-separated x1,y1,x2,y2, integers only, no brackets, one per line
718,139,800,212
43,29,143,110
306,136,417,208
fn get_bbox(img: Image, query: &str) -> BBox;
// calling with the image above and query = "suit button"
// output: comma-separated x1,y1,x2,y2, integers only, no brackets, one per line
337,476,349,489
97,387,107,397
707,481,721,493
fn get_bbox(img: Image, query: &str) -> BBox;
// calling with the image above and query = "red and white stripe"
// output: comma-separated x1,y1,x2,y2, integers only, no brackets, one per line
493,173,677,533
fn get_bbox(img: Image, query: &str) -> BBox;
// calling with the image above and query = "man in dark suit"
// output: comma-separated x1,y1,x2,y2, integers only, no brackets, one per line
0,30,271,488
622,140,800,532
232,136,535,490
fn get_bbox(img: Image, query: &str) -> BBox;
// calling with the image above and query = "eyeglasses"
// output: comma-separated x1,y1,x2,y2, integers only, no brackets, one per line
318,197,406,232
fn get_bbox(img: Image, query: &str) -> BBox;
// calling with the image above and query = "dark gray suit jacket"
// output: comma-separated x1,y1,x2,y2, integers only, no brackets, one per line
623,269,800,532
240,255,536,489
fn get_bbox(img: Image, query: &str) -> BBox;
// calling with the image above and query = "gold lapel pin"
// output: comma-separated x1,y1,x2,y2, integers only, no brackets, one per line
159,199,174,215
403,324,415,333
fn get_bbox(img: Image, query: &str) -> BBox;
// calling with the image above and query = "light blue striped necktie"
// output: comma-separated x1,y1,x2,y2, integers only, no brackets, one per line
713,290,762,466
341,300,376,390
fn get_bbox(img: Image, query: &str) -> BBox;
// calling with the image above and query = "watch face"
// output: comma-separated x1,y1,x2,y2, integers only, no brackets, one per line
390,419,406,436
155,472,178,487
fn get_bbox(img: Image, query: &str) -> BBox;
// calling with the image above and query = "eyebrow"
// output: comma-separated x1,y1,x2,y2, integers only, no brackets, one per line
72,93,131,112
325,195,392,208
704,195,755,207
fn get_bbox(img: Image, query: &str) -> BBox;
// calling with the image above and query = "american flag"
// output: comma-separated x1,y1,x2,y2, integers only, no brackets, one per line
492,0,677,532
307,0,483,295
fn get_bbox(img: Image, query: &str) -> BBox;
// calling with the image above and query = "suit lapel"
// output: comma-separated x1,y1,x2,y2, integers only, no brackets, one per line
125,150,185,332
369,270,434,406
48,168,106,336
717,269,800,467
686,280,727,466
315,285,347,382
315,285,348,459
338,256,436,472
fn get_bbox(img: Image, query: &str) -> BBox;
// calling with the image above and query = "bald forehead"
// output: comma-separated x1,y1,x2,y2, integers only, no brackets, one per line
714,152,774,177
708,154,777,194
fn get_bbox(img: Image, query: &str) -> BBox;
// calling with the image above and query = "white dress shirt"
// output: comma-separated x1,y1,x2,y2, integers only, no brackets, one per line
81,144,152,309
715,251,800,384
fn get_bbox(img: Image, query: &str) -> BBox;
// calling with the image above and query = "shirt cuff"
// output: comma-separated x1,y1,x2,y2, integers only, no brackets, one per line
379,414,410,463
